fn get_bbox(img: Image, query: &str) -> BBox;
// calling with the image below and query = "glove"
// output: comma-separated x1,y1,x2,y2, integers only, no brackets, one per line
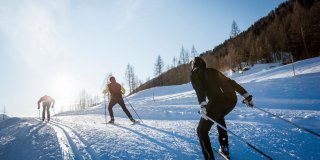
37,106,40,109
198,101,208,120
242,93,254,107
199,107,208,120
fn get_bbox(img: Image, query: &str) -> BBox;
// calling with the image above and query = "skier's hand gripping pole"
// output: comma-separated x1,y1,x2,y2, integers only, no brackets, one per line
198,101,208,120
242,93,254,108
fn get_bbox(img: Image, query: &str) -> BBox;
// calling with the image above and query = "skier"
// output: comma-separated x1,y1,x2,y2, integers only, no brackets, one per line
37,95,55,121
190,57,253,160
103,76,136,124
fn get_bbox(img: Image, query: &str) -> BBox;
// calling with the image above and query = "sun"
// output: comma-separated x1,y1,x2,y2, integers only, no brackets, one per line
51,75,76,107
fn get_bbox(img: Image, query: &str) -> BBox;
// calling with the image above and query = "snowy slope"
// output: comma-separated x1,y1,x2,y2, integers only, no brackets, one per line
1,57,320,160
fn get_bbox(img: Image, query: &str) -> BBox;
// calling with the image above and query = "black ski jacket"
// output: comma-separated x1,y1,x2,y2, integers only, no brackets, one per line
191,68,247,104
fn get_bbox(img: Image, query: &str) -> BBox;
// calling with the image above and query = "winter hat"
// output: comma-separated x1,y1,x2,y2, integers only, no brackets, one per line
191,57,206,70
109,76,116,82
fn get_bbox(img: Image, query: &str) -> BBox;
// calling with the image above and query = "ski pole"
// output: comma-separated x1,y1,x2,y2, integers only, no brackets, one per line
104,94,107,124
123,96,144,124
52,107,57,121
38,109,40,120
253,106,320,138
201,114,273,160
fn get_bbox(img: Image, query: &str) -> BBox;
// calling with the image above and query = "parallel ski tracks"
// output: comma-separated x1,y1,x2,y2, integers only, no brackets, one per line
43,120,99,160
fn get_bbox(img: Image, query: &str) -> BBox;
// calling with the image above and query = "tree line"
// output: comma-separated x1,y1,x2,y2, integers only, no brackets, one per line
133,0,320,94
63,0,320,109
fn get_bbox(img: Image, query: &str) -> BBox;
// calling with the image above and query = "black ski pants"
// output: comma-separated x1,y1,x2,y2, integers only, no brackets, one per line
108,97,133,119
197,97,237,160
42,105,50,121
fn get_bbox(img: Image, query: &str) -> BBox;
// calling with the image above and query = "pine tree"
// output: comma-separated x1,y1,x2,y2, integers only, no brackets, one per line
230,20,241,38
191,45,198,58
154,55,164,76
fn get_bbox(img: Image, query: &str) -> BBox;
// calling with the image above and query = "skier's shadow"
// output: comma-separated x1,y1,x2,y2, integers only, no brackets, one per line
115,125,191,158
138,123,199,144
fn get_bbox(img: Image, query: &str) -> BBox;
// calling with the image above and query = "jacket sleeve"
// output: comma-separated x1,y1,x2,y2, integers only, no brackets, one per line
121,86,126,95
51,98,55,107
217,71,247,95
37,97,42,108
103,85,109,95
191,70,207,104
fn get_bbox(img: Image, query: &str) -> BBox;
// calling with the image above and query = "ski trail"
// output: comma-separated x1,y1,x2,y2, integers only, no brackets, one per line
50,120,100,160
47,121,82,160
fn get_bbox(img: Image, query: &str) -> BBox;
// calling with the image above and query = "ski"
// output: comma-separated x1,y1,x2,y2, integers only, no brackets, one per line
218,150,230,160
130,120,139,125
211,148,229,160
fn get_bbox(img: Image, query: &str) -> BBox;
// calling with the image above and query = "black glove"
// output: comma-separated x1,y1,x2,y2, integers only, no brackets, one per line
242,94,254,107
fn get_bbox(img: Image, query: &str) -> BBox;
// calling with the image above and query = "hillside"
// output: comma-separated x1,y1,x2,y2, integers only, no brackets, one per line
133,0,320,94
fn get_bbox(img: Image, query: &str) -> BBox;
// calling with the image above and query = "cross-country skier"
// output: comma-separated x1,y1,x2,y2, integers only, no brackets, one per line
190,57,253,160
37,95,55,121
103,76,136,124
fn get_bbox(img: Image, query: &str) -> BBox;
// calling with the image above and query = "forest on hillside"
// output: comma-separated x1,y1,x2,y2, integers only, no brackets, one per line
131,0,320,95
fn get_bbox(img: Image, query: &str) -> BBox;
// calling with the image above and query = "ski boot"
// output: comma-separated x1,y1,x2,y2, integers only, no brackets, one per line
108,119,114,124
130,118,136,124
219,145,230,159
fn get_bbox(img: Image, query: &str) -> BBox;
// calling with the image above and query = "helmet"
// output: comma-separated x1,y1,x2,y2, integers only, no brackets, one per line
191,57,206,70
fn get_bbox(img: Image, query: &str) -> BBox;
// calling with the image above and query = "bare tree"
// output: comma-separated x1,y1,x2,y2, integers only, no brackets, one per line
125,64,140,93
179,46,188,64
125,64,134,93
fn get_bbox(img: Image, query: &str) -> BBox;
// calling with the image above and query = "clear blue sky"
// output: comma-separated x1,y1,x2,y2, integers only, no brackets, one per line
0,0,286,117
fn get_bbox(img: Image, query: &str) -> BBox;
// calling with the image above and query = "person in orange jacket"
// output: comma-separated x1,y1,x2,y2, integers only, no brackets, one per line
103,76,136,124
37,95,55,121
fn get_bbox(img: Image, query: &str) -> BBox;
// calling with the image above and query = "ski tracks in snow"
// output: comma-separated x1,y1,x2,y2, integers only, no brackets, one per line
47,120,99,160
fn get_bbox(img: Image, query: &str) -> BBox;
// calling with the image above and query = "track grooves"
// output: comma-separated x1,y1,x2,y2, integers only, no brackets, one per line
49,120,99,160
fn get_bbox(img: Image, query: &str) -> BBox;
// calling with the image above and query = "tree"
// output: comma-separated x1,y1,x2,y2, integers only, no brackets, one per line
172,56,177,68
125,64,137,93
2,105,6,120
230,20,241,38
154,55,164,76
179,46,189,64
191,45,198,58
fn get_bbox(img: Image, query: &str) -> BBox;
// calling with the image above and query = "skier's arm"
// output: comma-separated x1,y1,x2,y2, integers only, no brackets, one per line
51,98,55,108
217,71,253,106
103,86,109,95
37,97,42,109
217,71,247,95
191,71,207,104
121,86,126,95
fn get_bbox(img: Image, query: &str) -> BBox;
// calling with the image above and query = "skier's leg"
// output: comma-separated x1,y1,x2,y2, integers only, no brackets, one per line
217,98,236,146
42,106,45,121
118,98,133,119
47,106,50,121
108,100,117,120
217,117,228,146
197,118,215,160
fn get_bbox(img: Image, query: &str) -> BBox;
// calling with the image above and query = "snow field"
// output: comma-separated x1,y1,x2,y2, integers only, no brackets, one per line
1,57,320,159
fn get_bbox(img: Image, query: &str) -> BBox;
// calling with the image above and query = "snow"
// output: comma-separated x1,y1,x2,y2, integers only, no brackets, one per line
1,57,320,159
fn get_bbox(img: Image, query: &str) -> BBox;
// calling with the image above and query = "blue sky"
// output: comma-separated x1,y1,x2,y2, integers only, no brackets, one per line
0,0,286,116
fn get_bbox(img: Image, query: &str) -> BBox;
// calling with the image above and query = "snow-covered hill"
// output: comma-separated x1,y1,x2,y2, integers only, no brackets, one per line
1,57,320,160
